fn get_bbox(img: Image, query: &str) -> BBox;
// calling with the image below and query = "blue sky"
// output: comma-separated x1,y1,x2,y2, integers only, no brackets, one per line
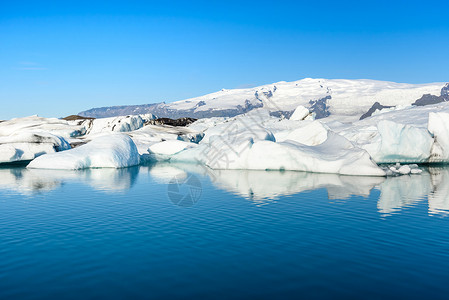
1,0,448,119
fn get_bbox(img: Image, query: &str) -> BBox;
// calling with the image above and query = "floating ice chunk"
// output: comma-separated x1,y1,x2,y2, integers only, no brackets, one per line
27,134,140,169
88,115,145,134
0,145,19,162
383,163,422,176
0,132,71,151
172,127,385,176
244,132,385,176
0,143,57,164
149,140,196,156
128,125,204,155
397,165,411,175
199,110,274,144
290,105,310,121
0,115,85,138
284,121,328,146
428,112,449,162
368,120,433,163
0,132,71,164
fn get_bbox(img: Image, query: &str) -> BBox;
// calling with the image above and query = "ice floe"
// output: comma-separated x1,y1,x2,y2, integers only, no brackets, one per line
27,134,140,169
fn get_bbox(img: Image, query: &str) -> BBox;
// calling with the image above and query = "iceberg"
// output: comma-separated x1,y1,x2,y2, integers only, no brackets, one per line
88,115,147,134
366,120,434,163
289,105,310,121
3,82,449,176
147,140,198,161
282,121,328,146
336,104,449,164
428,112,449,162
243,133,385,176
27,134,140,170
0,115,86,138
0,132,71,164
171,116,385,176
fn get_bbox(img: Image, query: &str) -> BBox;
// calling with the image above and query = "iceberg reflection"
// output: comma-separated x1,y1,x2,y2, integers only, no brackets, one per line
205,169,385,204
1,164,449,216
428,167,449,216
376,167,449,216
0,166,140,194
148,163,449,216
377,171,431,215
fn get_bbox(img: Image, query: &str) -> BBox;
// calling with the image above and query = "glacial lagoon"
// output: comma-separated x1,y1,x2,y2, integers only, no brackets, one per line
1,164,449,299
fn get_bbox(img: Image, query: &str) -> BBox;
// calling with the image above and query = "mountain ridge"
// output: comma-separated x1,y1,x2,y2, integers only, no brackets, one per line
79,78,448,120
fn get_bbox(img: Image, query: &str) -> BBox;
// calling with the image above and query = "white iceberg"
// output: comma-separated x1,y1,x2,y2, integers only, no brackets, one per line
335,104,449,164
366,120,434,163
0,145,21,163
148,140,197,155
289,105,310,121
171,117,385,176
88,115,147,134
128,124,203,155
428,112,449,162
283,121,328,146
243,133,385,176
0,115,86,138
0,132,71,164
27,134,140,169
3,88,449,175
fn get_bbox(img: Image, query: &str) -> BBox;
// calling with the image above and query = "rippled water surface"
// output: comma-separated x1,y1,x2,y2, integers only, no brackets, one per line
1,164,449,299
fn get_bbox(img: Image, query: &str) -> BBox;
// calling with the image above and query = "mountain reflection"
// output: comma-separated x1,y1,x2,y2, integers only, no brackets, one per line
1,164,449,216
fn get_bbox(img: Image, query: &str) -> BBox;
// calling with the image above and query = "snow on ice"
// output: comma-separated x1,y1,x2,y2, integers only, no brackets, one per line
27,134,140,169
1,78,449,175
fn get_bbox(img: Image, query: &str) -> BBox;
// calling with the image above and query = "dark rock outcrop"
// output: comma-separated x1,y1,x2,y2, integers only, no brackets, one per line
441,83,449,101
146,117,197,127
62,115,95,121
269,110,294,119
309,96,331,119
360,102,394,120
412,83,449,106
413,94,444,106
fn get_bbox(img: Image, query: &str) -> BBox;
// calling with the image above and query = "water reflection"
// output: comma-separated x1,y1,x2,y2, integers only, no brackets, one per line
1,164,449,216
377,172,431,216
148,164,449,216
202,169,384,204
428,167,449,216
0,166,139,194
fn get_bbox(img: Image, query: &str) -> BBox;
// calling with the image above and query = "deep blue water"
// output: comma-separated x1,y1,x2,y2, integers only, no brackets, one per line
1,164,449,299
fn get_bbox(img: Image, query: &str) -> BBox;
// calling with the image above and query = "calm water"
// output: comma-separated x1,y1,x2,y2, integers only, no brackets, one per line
1,163,449,299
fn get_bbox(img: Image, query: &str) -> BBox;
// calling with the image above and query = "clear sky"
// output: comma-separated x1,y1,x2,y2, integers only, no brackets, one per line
1,0,448,119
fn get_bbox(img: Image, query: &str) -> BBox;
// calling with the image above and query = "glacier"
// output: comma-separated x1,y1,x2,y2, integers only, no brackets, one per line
1,78,449,175
78,78,446,121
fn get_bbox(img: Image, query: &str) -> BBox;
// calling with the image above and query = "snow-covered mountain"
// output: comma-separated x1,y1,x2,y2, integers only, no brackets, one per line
79,78,448,121
4,77,449,177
